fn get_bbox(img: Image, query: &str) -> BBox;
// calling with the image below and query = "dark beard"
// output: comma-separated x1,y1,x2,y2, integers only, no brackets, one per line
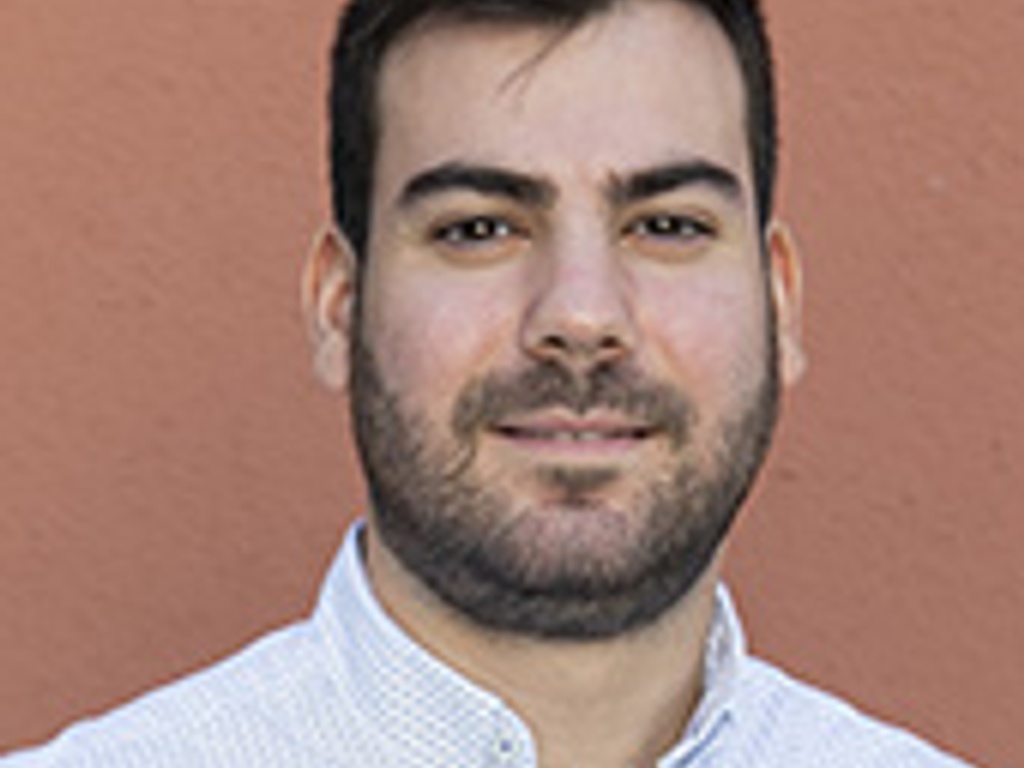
349,321,779,641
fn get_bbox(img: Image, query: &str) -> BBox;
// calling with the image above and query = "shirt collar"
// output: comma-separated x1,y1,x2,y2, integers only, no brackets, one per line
314,521,744,766
658,581,745,766
313,523,537,766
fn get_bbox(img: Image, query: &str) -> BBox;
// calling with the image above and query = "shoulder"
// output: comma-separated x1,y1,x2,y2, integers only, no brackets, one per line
729,656,974,767
1,619,352,768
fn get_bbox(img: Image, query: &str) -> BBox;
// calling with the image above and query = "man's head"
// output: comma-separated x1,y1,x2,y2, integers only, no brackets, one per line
305,0,804,640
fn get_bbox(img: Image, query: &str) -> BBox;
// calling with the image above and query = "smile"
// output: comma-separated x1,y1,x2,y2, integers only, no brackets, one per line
495,426,653,441
491,411,657,448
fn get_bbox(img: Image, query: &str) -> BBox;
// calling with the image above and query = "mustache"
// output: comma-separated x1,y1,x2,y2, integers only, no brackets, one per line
451,360,693,448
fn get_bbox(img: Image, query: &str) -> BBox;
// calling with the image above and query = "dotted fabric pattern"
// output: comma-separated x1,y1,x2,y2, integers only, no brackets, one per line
2,523,974,767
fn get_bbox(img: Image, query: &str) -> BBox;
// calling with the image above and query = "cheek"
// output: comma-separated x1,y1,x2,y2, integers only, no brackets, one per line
360,273,517,411
641,271,770,403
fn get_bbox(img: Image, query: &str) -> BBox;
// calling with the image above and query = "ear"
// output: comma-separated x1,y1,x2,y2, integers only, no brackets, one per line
766,221,807,386
301,225,358,391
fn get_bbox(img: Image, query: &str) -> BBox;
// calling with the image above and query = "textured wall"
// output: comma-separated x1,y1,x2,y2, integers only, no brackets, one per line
1,1,1020,765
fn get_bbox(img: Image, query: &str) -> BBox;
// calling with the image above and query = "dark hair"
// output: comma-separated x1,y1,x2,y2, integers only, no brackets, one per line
329,0,777,259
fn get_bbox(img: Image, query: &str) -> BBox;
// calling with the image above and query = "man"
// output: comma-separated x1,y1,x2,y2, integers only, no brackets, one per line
2,0,974,765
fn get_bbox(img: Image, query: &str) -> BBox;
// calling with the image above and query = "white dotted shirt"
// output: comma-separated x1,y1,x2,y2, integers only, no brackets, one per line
3,522,974,767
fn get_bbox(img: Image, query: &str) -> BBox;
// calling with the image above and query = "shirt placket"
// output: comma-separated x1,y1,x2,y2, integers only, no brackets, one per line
486,705,537,768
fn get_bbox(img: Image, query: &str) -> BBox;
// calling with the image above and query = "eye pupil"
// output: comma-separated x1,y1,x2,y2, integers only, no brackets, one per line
651,216,694,236
471,218,495,238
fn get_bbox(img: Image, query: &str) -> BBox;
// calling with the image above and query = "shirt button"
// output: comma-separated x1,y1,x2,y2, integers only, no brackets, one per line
495,735,518,764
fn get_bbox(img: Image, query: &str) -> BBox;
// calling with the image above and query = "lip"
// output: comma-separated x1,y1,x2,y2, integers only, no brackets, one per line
489,410,656,456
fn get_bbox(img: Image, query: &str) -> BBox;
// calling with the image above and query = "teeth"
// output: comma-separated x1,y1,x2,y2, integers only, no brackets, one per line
498,425,649,441
520,429,639,441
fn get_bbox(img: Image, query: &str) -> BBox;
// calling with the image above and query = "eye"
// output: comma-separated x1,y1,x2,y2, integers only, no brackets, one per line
432,216,518,245
429,215,527,263
622,212,718,261
625,213,715,241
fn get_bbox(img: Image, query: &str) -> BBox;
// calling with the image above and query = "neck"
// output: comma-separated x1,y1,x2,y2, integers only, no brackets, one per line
364,527,721,768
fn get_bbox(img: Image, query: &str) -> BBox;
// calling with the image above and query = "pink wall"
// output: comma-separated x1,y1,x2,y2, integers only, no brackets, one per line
1,2,1021,764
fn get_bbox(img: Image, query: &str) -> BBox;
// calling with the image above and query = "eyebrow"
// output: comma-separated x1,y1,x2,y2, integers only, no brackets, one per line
396,158,745,212
611,160,745,207
398,162,554,210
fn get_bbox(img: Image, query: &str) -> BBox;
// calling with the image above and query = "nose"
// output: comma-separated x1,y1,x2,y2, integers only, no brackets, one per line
520,235,637,371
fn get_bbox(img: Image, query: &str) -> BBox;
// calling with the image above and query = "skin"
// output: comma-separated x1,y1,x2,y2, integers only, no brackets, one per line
304,0,805,765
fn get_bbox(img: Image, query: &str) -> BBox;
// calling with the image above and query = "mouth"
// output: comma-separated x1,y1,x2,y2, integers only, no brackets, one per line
489,411,658,451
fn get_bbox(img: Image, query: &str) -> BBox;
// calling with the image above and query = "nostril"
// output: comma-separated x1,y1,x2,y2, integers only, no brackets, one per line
541,334,572,352
592,334,627,360
529,332,628,367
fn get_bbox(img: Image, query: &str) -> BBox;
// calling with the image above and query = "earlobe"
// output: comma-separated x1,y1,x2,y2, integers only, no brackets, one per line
766,221,807,386
301,225,358,391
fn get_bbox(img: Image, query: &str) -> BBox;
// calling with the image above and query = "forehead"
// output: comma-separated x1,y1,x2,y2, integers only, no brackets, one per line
374,0,750,204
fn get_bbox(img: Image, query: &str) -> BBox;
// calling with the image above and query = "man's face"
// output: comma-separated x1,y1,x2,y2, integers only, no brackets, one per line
342,0,802,639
